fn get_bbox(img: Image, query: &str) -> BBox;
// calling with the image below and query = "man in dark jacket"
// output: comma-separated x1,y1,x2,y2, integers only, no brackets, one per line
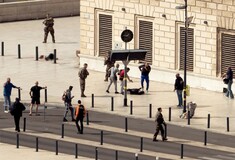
104,53,115,82
174,73,184,107
75,100,86,134
153,107,167,142
223,67,234,99
11,98,26,132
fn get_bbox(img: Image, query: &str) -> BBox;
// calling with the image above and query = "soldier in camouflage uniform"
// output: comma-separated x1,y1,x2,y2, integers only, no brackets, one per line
78,63,89,97
43,14,55,43
104,53,115,82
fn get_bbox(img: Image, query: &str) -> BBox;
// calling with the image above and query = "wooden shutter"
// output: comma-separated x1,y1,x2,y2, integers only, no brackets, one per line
221,33,235,78
179,27,194,72
99,14,112,57
139,20,153,64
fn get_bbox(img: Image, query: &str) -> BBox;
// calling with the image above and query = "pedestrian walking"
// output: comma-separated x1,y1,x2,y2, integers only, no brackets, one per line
104,53,115,82
3,78,20,113
153,107,167,142
106,63,120,94
42,13,55,43
139,62,151,92
10,98,26,132
174,73,184,107
119,68,133,94
29,81,47,116
75,100,86,134
78,63,89,97
63,86,75,122
222,67,234,99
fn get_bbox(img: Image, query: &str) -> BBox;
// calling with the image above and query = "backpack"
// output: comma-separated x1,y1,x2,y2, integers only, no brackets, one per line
62,91,67,101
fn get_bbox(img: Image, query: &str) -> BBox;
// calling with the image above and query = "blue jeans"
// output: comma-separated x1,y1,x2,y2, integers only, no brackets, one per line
141,75,149,90
226,80,234,99
176,90,183,106
4,95,11,111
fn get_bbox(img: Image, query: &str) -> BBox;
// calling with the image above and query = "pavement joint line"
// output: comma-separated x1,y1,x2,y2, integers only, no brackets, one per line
0,128,193,160
0,142,92,160
64,122,235,154
86,108,235,136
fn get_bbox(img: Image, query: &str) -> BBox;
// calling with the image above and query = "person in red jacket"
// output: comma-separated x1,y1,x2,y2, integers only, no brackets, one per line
75,100,86,134
119,68,133,94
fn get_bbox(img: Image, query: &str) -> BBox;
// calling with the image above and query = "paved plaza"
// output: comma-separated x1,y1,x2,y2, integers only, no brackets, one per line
0,16,235,159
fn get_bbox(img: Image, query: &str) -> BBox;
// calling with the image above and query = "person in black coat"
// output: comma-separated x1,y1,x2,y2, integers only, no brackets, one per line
174,73,184,107
11,98,26,132
153,107,167,142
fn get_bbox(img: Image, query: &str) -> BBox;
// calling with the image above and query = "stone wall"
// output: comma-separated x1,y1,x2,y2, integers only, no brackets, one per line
80,0,235,91
0,0,80,22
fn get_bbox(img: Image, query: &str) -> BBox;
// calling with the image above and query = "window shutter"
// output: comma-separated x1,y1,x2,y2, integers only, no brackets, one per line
139,20,153,64
221,33,235,78
99,14,112,57
179,27,194,72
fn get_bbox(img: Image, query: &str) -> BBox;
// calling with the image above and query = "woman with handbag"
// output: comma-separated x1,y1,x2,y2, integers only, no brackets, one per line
222,67,234,99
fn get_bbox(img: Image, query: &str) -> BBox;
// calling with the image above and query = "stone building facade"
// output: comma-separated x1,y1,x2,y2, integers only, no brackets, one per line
79,0,235,92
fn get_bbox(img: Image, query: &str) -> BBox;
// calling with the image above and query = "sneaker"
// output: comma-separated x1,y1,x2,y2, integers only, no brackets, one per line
63,118,68,122
162,138,168,141
106,90,109,93
115,91,119,94
4,110,9,113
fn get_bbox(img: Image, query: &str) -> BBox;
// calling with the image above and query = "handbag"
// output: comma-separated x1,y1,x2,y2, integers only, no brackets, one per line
223,78,229,84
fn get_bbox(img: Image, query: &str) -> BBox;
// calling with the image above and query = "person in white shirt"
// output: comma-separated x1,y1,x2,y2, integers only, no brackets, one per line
106,63,119,94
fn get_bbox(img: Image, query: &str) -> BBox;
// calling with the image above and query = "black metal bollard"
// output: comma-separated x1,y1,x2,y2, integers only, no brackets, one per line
23,117,26,132
149,104,152,118
204,131,207,146
61,124,64,138
227,117,229,132
75,144,78,159
18,44,21,59
125,117,128,132
187,111,190,125
169,107,171,121
35,46,38,61
130,100,133,115
140,137,143,152
100,130,103,145
18,88,21,101
1,42,4,56
164,123,167,139
111,97,114,111
16,134,19,148
95,147,98,160
91,94,94,108
207,114,210,128
45,88,47,103
36,137,39,152
43,105,47,122
55,140,58,155
86,111,89,125
115,150,118,160
180,144,184,159
53,49,56,64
